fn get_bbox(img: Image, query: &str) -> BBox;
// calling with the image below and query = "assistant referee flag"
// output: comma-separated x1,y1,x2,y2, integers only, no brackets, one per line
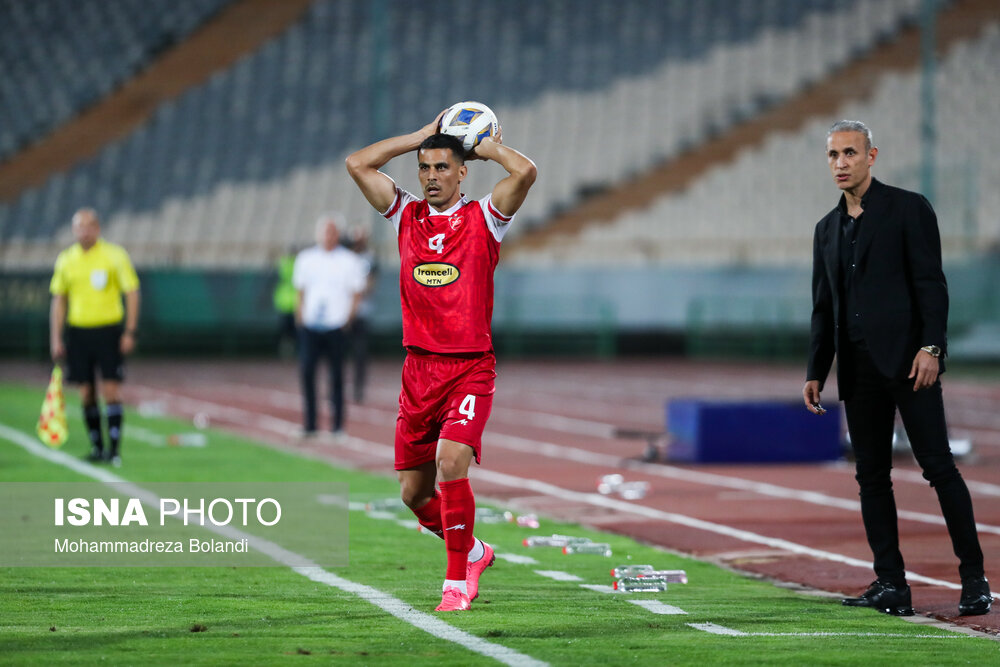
37,366,69,448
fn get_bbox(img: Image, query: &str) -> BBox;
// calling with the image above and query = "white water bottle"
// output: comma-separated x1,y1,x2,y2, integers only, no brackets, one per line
614,577,668,592
523,534,591,548
617,481,649,499
597,474,624,494
475,507,505,523
638,569,688,584
612,564,655,578
562,543,612,557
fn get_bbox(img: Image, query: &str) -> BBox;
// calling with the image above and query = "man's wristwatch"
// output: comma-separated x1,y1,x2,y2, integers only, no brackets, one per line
920,345,941,358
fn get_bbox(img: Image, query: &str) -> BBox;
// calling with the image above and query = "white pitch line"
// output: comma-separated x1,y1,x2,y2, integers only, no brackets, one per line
490,406,616,438
0,422,547,667
131,386,301,439
627,600,687,615
534,570,583,582
689,623,746,636
191,381,617,440
891,468,1000,497
578,584,617,594
686,623,971,639
118,389,968,589
496,553,539,565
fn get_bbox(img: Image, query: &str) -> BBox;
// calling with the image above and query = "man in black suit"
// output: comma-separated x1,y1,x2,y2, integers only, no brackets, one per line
803,120,991,617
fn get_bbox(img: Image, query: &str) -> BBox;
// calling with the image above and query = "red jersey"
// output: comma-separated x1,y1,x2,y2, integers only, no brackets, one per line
384,188,514,353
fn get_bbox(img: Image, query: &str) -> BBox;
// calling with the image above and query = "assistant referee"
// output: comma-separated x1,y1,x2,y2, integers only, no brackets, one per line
49,208,140,466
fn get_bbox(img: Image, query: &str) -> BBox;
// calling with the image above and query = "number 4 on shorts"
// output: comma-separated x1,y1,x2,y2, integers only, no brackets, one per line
459,394,476,421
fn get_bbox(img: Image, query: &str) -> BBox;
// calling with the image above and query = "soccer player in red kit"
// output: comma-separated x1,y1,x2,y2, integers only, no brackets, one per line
346,111,536,611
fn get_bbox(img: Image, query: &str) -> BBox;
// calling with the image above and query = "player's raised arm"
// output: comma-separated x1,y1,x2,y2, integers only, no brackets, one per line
473,136,537,218
345,112,446,213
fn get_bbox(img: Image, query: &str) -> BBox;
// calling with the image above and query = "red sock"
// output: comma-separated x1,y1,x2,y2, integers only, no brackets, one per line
411,492,443,538
439,478,475,581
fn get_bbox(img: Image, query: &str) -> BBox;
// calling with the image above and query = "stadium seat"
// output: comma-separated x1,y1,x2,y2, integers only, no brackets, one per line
0,0,960,268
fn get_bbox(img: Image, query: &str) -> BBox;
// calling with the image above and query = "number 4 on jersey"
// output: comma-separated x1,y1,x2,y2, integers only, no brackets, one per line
459,394,476,421
429,233,445,254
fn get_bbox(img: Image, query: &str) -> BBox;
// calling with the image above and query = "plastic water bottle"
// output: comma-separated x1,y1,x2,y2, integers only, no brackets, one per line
612,564,655,578
614,577,668,592
475,507,505,523
597,474,624,495
562,543,612,557
638,569,688,584
507,511,540,528
523,534,591,548
611,566,688,583
617,481,649,499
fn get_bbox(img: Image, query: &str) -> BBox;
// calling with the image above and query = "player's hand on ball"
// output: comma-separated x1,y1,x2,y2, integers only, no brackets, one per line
426,109,449,136
469,125,502,160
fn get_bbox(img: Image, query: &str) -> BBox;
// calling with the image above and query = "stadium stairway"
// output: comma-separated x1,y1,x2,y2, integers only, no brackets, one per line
504,0,1000,262
0,0,313,203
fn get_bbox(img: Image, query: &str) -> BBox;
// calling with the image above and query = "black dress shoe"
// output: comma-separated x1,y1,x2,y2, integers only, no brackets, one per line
958,576,993,616
842,580,915,616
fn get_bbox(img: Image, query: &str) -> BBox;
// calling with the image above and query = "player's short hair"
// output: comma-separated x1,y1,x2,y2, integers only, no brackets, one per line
827,120,874,151
419,133,465,164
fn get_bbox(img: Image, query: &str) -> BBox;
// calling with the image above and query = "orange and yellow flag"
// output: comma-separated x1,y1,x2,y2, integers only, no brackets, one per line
37,366,68,448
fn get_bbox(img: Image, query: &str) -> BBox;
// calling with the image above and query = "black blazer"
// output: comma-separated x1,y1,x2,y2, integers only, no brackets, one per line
807,178,948,399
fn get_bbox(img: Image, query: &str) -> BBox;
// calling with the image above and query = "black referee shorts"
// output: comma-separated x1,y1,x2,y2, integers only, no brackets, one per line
65,324,125,385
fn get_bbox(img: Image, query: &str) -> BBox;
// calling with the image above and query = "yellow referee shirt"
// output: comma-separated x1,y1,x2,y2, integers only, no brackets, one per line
50,239,140,328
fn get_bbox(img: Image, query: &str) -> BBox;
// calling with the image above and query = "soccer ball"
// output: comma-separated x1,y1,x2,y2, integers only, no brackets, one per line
438,101,499,154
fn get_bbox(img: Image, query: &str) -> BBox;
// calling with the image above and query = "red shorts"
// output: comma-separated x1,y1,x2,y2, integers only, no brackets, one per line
394,349,496,470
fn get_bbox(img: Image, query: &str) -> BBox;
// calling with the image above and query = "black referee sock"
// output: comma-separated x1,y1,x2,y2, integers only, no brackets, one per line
106,403,124,458
84,405,104,454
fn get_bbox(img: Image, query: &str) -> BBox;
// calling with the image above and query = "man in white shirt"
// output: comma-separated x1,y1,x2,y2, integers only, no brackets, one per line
293,213,367,436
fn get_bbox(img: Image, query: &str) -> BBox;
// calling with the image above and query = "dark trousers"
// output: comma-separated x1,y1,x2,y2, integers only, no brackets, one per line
350,317,369,403
277,313,297,353
299,327,347,432
844,345,984,583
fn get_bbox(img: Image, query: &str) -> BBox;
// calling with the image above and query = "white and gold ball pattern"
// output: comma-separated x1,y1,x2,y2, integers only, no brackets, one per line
439,101,499,154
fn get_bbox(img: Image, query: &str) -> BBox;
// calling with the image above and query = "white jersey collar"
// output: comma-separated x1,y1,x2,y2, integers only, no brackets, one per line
427,194,469,216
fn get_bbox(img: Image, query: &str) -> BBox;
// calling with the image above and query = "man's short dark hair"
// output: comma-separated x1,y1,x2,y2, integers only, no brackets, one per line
418,133,466,164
